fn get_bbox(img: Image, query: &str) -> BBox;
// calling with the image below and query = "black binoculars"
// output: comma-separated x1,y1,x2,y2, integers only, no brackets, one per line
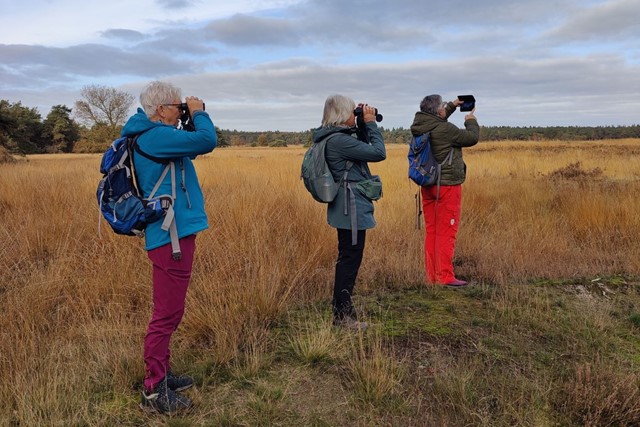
353,106,383,122
178,102,205,132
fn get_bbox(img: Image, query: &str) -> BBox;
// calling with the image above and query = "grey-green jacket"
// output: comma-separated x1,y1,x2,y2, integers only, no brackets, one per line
312,122,386,230
410,102,480,185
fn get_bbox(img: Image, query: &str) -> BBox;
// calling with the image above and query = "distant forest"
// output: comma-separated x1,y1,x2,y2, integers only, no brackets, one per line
222,125,640,148
1,98,639,155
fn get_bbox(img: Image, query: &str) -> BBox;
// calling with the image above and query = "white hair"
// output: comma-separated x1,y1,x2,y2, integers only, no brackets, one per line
321,94,356,127
139,81,182,117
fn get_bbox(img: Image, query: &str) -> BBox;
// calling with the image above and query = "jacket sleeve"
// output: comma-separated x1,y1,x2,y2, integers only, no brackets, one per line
450,119,480,148
337,123,387,163
142,111,217,159
443,101,457,120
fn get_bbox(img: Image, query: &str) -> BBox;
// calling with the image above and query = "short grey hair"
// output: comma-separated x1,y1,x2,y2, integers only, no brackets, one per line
419,94,443,115
139,81,182,117
321,94,356,127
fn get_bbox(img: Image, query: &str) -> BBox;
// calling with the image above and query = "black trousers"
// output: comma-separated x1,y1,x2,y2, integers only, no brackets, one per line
333,228,366,321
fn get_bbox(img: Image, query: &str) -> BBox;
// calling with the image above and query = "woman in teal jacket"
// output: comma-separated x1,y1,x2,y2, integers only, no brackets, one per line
312,94,386,330
120,81,216,415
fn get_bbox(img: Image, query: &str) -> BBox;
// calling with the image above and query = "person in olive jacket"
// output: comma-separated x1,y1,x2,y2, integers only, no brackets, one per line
410,94,479,287
312,94,386,330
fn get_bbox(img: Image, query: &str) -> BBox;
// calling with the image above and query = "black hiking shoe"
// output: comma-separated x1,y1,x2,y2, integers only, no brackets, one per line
167,371,194,392
139,378,192,415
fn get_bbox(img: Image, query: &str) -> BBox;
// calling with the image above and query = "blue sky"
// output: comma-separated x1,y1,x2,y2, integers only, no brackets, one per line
1,0,639,131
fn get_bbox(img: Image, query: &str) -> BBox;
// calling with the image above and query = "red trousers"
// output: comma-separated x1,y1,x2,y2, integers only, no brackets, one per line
421,185,462,285
143,234,196,391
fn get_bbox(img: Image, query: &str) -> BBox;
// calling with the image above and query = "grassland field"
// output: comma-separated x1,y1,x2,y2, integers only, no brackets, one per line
1,139,639,426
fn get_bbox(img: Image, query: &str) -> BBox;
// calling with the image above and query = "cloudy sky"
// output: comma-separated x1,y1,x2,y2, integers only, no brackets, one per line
1,0,639,131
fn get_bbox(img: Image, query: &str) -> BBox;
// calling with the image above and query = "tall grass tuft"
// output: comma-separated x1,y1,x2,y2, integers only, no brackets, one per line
344,330,404,405
560,362,640,426
288,314,343,365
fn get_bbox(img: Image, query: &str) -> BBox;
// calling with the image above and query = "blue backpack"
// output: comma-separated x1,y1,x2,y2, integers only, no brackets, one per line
407,132,453,187
408,133,454,229
97,136,171,237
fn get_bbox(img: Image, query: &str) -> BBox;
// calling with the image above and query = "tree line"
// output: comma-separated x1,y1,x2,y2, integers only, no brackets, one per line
0,85,134,155
2,85,639,155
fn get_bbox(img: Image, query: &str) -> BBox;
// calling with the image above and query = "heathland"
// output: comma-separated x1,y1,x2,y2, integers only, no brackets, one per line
1,140,639,426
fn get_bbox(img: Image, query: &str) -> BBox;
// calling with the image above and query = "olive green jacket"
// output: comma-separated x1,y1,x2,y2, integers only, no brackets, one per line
410,102,480,185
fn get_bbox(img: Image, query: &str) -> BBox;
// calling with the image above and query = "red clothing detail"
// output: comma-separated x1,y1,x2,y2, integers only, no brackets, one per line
421,185,462,285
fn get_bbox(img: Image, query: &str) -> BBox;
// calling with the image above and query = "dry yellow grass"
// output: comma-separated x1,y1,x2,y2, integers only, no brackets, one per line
1,139,639,424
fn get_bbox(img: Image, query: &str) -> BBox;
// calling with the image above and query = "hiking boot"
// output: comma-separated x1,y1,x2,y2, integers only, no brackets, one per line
140,378,192,415
333,317,369,331
167,371,194,392
444,279,468,288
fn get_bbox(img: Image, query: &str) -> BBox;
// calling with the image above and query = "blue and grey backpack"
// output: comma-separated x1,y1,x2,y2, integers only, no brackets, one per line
407,132,453,187
97,136,182,258
408,132,454,229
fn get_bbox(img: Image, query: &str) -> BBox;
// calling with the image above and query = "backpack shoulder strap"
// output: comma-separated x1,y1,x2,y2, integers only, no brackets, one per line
132,138,171,165
126,135,144,197
322,132,365,180
319,132,350,176
410,132,430,153
413,131,453,166
159,162,181,260
131,134,183,261
441,147,454,166
147,161,181,260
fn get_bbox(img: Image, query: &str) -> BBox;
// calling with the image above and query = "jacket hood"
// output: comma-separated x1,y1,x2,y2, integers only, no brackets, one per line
120,108,164,137
312,126,352,143
410,111,443,136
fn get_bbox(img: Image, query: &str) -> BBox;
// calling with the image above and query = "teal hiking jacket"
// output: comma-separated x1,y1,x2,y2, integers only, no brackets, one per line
121,108,217,250
312,122,386,230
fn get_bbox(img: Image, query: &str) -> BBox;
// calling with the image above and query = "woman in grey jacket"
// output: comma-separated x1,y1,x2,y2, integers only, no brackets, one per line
312,94,386,330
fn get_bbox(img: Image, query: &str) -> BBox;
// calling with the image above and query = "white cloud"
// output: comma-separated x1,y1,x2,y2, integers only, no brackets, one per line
0,0,305,46
545,0,640,42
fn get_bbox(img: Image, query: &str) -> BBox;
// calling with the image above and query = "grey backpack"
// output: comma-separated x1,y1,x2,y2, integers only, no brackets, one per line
301,134,352,203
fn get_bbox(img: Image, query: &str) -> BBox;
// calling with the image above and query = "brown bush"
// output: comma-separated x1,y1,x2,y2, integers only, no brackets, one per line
547,161,603,180
0,146,16,163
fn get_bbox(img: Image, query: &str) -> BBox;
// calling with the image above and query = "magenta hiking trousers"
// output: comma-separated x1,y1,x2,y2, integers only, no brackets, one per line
143,234,196,392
